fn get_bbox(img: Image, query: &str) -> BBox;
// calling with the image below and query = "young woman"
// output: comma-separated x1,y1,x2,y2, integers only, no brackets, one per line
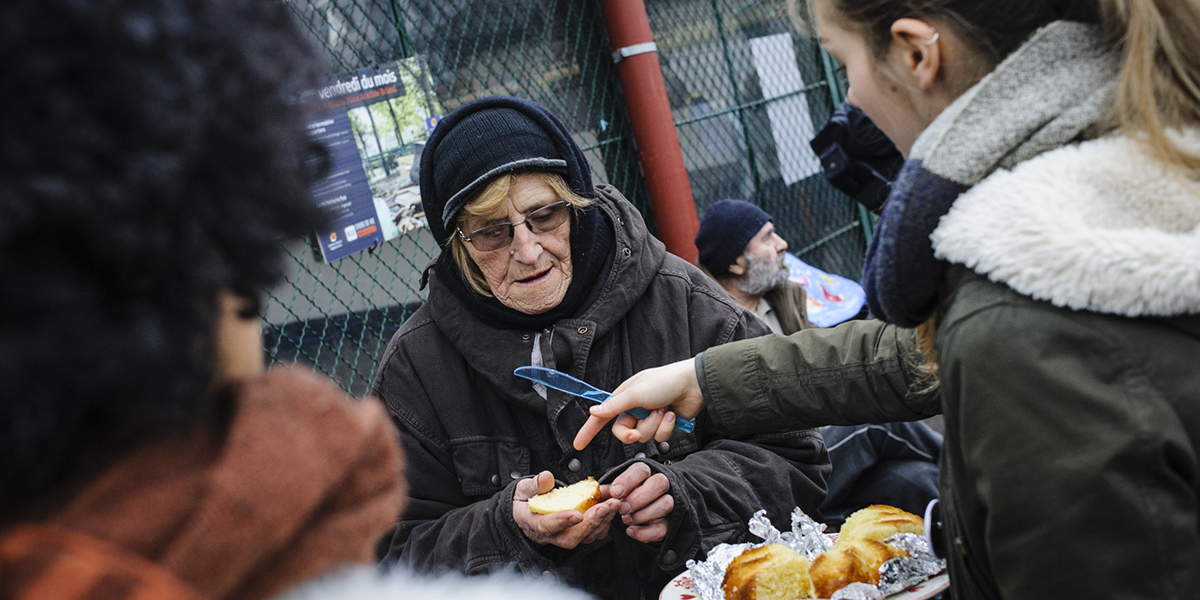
575,0,1200,598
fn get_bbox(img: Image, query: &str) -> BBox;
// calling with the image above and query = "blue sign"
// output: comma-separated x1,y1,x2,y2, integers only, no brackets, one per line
303,64,412,262
307,105,384,262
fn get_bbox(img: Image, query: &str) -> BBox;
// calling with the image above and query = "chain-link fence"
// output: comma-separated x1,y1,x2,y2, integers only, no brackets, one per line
267,0,866,396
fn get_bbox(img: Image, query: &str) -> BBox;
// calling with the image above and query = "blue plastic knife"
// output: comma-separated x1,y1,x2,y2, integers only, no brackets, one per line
514,365,695,433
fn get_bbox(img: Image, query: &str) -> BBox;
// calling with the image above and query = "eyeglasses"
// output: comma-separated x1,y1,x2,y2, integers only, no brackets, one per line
456,201,570,252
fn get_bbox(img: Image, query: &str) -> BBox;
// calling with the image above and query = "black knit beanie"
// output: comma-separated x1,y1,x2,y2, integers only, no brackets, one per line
419,96,613,330
420,96,596,245
695,199,772,277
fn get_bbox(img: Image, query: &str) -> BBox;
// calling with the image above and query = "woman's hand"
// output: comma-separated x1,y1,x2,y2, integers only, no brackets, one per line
604,462,673,544
513,471,621,549
573,358,706,450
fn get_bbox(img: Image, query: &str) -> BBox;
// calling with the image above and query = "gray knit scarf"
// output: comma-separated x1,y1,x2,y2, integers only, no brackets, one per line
862,21,1120,327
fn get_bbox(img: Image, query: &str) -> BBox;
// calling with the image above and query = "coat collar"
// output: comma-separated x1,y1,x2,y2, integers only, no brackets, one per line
861,22,1119,326
932,130,1200,317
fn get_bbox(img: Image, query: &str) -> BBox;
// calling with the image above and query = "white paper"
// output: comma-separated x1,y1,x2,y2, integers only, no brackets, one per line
749,34,823,184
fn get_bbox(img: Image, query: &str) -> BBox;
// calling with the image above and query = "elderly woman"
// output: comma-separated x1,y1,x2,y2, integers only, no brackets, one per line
370,96,829,600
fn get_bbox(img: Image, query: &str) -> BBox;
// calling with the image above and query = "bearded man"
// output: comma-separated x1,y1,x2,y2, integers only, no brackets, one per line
693,198,943,528
695,199,812,335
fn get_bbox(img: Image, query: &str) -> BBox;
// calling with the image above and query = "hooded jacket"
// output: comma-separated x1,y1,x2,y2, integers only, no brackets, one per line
699,24,1200,597
698,130,1200,599
371,185,830,600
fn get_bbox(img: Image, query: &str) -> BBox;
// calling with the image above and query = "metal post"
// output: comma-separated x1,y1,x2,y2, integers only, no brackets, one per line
712,0,762,203
598,0,700,262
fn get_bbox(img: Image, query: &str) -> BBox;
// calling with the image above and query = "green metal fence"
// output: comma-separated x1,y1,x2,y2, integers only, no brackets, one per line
268,0,865,396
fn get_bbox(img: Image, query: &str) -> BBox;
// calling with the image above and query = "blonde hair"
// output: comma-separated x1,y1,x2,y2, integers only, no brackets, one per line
448,171,593,297
1101,0,1200,172
909,315,941,394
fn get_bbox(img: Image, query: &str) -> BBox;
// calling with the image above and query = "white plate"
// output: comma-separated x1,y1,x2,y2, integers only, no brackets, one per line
659,571,949,600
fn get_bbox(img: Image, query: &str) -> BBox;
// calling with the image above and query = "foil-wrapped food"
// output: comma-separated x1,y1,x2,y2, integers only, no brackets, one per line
684,506,945,600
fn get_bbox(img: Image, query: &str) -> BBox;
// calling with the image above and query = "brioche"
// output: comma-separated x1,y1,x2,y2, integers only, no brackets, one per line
719,505,925,600
528,477,601,515
722,544,814,600
836,505,924,545
808,538,908,599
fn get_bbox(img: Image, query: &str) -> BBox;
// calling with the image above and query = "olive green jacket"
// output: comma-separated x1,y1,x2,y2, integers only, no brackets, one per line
697,134,1200,599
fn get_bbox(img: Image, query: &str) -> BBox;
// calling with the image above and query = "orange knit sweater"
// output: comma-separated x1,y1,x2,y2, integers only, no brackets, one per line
0,369,405,600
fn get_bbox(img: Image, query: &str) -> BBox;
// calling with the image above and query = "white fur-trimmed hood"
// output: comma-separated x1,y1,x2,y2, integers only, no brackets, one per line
931,131,1200,317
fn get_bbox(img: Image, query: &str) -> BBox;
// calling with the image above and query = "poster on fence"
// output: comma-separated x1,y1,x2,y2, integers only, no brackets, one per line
303,57,443,262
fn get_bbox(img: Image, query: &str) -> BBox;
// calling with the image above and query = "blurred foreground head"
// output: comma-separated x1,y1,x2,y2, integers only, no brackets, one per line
0,0,327,511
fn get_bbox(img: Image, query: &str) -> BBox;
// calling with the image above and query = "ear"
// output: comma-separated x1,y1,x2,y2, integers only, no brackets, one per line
890,18,941,92
728,256,747,277
214,291,265,384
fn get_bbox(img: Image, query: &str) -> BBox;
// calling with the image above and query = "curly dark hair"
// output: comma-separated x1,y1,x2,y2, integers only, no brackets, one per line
0,0,328,511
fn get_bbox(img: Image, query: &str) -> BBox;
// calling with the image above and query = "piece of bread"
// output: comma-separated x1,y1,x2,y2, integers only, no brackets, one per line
528,477,601,515
717,505,925,600
722,544,814,600
836,505,924,546
808,538,908,598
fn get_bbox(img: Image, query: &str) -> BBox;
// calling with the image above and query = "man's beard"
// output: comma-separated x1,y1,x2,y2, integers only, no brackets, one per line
737,251,789,297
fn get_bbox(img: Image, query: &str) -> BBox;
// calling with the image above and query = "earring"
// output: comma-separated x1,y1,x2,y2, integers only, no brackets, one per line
919,28,939,46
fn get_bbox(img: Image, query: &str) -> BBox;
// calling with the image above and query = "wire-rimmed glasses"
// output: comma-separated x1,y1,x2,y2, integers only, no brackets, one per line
456,201,570,252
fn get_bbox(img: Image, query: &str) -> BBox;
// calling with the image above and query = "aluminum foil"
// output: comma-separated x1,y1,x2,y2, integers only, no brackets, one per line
684,542,753,600
784,506,834,560
830,582,885,600
747,509,784,546
684,508,836,600
876,533,946,595
681,512,943,600
882,533,931,556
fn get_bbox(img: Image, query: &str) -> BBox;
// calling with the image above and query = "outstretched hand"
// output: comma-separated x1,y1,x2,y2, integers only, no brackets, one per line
572,358,706,450
513,471,621,549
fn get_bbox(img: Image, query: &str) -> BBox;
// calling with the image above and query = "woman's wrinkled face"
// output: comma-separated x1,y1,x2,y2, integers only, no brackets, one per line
814,0,925,156
463,173,573,315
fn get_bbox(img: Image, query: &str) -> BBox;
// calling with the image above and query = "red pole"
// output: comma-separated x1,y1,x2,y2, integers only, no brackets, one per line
598,0,699,263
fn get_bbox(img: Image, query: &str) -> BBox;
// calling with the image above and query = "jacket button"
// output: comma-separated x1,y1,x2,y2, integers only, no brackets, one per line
490,474,500,486
510,471,521,480
577,326,588,334
663,550,678,566
622,247,632,257
955,537,968,557
522,334,530,341
568,458,582,472
658,441,670,454
634,452,646,459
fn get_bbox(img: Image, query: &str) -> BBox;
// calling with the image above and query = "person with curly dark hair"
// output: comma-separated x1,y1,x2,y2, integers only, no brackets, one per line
0,0,409,598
